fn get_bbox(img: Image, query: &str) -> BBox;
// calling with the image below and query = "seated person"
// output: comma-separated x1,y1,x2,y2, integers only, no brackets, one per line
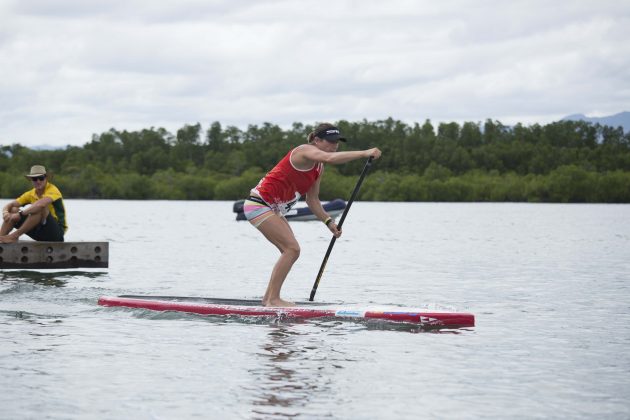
0,165,68,243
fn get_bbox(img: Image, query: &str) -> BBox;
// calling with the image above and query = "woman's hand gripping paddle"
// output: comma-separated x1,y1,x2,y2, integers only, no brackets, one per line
309,157,374,301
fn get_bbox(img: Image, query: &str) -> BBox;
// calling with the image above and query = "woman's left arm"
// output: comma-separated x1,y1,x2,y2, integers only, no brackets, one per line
305,177,326,220
306,177,341,237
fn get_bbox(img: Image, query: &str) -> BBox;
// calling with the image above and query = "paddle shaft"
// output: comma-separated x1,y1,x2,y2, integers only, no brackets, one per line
309,156,374,301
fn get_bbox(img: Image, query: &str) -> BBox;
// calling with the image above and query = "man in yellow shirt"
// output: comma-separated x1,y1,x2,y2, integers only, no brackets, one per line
0,165,68,243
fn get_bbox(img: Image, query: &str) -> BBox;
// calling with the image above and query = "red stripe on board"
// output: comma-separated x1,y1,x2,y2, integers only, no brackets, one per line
98,296,474,328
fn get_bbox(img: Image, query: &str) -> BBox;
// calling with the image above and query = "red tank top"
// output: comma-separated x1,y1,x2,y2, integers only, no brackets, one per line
252,145,323,213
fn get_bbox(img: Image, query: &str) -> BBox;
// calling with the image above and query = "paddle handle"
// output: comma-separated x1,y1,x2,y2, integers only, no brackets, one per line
309,156,374,301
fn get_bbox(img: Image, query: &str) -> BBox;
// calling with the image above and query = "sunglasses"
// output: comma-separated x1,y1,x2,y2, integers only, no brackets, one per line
30,176,46,182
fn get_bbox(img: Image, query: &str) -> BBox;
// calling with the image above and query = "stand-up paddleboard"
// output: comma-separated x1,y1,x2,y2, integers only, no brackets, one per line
98,295,475,328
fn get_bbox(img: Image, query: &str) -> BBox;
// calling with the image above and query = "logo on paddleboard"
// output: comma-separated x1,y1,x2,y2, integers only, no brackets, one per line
335,310,366,318
420,316,439,324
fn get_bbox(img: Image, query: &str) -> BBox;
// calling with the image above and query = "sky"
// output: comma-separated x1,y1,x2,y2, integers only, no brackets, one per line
1,0,629,148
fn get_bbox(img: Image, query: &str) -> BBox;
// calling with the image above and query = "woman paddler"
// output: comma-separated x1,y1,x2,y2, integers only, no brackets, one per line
244,123,382,307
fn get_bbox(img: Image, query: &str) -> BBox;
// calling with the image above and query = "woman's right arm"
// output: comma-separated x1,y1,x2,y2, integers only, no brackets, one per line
299,147,381,165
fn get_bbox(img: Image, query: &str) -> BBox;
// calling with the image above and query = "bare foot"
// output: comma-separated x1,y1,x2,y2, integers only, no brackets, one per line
262,297,296,307
0,234,18,243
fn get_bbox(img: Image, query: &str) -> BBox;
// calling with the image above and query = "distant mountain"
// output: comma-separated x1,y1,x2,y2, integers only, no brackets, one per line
561,111,630,133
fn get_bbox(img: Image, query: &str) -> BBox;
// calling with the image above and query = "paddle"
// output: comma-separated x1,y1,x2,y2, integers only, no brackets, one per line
309,156,374,301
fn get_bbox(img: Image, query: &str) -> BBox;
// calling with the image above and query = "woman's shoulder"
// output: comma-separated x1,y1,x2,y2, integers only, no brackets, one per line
292,143,317,151
290,144,320,169
293,143,322,155
290,143,318,158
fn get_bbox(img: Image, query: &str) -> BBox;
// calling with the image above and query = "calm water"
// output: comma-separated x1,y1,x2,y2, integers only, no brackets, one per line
1,200,629,419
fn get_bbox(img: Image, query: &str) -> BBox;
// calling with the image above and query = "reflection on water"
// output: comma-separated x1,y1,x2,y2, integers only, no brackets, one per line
247,325,332,419
0,270,107,288
242,319,454,419
241,319,470,418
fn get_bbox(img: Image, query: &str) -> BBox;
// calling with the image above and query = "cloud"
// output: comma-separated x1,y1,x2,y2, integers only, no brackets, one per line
1,0,629,147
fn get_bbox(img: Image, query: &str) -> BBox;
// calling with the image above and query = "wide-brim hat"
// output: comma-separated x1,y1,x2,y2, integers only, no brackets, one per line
25,165,47,178
315,126,347,142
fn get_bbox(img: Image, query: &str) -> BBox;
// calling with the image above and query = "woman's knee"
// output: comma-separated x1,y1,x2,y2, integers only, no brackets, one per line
283,243,301,260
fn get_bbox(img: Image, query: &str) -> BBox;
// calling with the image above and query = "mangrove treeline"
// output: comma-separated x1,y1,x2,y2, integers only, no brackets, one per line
1,118,629,202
